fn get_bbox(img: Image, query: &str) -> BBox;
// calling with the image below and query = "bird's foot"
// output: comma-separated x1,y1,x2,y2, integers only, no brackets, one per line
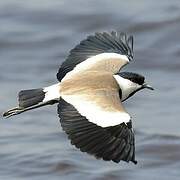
3,107,24,118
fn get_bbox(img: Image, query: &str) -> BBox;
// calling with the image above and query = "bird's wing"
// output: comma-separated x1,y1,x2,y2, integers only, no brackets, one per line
58,72,137,163
57,31,133,81
58,98,137,164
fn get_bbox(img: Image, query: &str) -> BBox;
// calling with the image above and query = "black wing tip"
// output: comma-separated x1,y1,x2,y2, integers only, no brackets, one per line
100,30,133,52
77,144,137,164
92,149,137,164
133,160,138,164
111,159,137,164
58,98,136,165
56,30,134,81
81,30,134,59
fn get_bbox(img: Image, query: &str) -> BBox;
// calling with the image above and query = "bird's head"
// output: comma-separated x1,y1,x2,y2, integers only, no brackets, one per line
114,72,154,101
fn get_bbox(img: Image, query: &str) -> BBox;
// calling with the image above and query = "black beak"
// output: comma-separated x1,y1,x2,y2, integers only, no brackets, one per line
142,83,154,90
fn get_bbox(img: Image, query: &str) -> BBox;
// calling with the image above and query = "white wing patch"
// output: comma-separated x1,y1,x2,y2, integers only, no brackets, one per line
62,53,129,81
61,94,130,128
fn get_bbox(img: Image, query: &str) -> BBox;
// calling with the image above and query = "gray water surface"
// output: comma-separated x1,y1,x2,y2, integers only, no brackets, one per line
1,0,180,179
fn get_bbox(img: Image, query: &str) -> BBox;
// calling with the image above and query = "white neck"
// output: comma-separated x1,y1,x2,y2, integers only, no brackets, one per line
113,75,141,101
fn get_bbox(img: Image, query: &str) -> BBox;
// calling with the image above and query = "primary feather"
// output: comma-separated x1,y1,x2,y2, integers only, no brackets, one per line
57,31,133,81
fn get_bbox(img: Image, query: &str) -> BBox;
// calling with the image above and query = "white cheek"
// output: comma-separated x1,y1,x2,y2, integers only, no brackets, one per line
113,75,141,100
121,84,141,100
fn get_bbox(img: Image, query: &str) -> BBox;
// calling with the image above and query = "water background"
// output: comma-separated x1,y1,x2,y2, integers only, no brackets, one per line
0,0,180,179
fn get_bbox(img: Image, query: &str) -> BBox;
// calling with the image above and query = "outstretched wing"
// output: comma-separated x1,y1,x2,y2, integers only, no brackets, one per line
57,31,134,81
58,98,137,164
58,72,137,163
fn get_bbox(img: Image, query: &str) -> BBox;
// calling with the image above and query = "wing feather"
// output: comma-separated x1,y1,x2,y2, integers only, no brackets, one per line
58,98,137,164
57,31,133,81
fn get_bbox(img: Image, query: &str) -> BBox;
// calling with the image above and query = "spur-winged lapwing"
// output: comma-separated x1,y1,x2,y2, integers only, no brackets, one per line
3,31,153,164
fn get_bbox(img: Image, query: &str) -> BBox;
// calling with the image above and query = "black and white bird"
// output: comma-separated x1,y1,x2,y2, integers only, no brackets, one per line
3,31,153,164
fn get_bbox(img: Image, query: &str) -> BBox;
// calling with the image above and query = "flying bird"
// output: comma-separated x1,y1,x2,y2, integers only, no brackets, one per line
3,31,154,164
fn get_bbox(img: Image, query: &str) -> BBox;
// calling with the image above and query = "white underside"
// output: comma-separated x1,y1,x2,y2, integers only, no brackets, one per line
43,83,61,102
72,53,129,71
62,94,130,128
62,52,129,81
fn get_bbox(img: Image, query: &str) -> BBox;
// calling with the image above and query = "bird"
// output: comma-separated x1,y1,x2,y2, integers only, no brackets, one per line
3,31,154,164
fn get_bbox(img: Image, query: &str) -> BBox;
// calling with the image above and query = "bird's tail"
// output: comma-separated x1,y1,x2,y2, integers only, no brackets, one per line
18,88,46,108
3,83,61,118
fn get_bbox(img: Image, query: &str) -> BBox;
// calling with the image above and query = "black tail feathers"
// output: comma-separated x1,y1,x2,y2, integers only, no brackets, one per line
18,88,45,108
3,85,60,118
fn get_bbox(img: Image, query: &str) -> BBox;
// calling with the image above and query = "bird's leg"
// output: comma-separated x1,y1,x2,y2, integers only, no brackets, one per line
3,107,25,118
3,100,58,118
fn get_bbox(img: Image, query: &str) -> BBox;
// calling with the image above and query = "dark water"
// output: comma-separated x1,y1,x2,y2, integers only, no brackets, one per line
0,0,180,179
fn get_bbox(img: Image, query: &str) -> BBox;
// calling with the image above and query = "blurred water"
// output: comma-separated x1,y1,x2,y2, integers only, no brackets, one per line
0,0,180,179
